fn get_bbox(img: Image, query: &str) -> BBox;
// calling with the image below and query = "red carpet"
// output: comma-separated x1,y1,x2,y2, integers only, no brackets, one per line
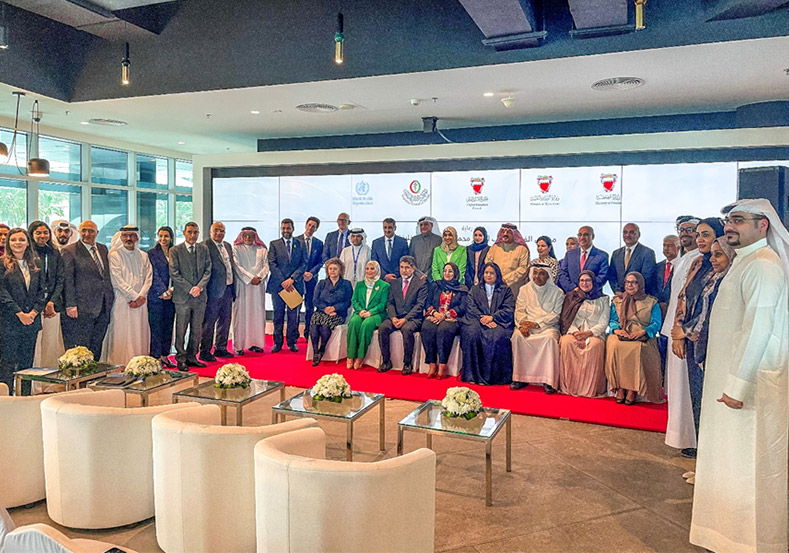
180,336,668,433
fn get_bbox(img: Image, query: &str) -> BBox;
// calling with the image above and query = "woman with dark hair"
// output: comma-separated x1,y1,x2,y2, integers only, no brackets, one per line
147,225,176,367
0,224,9,257
558,270,610,397
0,228,46,392
421,262,468,379
464,226,490,287
460,262,515,385
28,221,66,368
530,235,559,283
310,257,353,365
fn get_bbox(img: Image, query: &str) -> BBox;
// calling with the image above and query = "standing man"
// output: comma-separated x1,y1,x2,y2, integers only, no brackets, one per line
608,223,658,296
103,225,153,365
377,255,427,375
322,212,351,265
199,222,236,361
60,220,115,361
297,216,324,341
485,223,531,300
267,218,307,353
169,222,212,371
29,221,66,368
557,226,609,293
232,227,269,355
690,199,789,553
50,220,78,250
371,218,409,284
655,234,680,372
409,216,442,281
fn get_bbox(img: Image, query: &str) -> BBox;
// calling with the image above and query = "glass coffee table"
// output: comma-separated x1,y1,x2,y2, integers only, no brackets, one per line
397,400,512,506
272,390,385,461
173,379,286,425
14,364,121,396
90,370,199,406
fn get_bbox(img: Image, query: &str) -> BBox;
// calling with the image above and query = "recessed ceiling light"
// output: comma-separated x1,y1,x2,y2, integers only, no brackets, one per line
80,121,90,125
178,141,185,145
483,92,495,97
250,110,260,114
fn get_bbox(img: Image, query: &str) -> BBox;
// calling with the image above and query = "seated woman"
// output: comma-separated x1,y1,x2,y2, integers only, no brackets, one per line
460,262,515,386
346,260,390,370
431,226,467,283
558,270,610,397
309,257,353,366
605,271,663,405
510,266,565,393
421,262,468,379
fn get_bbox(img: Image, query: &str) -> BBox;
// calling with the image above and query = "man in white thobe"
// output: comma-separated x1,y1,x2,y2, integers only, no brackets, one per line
662,216,702,455
690,199,789,553
102,225,153,365
339,228,371,287
231,227,270,354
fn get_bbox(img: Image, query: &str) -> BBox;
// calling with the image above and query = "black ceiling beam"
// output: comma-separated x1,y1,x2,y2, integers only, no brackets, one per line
458,0,545,50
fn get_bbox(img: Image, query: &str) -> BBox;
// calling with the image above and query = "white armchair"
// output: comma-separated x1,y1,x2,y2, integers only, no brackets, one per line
254,427,436,553
0,388,93,508
305,325,348,363
0,383,7,396
152,404,318,553
40,389,198,529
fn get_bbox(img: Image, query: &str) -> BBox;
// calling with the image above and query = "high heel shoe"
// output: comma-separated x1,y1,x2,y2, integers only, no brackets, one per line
426,363,438,379
624,391,637,405
615,389,625,404
353,359,363,370
437,364,448,380
346,358,354,370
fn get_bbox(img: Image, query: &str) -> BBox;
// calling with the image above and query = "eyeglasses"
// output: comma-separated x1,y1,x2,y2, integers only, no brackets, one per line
724,215,764,225
678,227,696,234
624,280,638,285
578,278,593,283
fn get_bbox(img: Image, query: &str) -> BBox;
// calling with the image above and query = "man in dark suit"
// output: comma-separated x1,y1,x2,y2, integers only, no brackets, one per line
321,212,351,265
267,218,307,353
656,234,680,375
607,223,658,297
199,221,237,361
371,218,410,284
61,220,115,361
558,225,609,293
169,222,212,371
377,255,428,375
297,216,324,340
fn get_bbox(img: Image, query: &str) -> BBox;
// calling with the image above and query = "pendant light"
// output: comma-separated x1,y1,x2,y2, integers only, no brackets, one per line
26,99,50,178
121,42,130,85
334,13,344,64
635,0,646,30
0,2,9,50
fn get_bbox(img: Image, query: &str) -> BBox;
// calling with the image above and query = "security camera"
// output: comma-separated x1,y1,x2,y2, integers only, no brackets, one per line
410,98,421,106
501,96,517,108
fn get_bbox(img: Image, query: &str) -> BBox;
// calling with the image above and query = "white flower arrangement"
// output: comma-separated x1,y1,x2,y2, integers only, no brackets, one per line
312,373,352,403
124,355,162,378
214,363,251,389
58,346,96,371
441,387,483,420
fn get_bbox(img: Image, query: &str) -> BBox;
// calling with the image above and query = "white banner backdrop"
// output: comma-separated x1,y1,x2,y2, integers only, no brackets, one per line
432,170,520,223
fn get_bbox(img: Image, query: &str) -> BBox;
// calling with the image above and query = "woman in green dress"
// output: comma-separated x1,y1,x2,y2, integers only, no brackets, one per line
346,260,390,369
431,226,467,283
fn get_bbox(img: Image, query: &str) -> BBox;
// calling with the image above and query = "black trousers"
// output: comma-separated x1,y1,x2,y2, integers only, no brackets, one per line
309,323,332,355
148,298,175,358
61,302,111,362
200,286,233,355
303,278,317,339
272,292,299,348
0,322,38,393
421,319,460,364
378,318,420,365
174,299,206,363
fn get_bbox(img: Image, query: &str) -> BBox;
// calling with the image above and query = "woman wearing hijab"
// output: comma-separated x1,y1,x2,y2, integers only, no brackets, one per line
605,271,663,405
431,227,467,283
460,262,515,385
422,262,468,379
28,221,66,369
0,228,46,392
346,260,390,370
310,257,353,366
465,226,490,287
510,266,565,393
529,235,559,283
147,226,177,367
339,228,372,287
559,270,610,397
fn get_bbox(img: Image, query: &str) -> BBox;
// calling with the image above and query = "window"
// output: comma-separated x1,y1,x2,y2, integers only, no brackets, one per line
0,178,27,226
39,136,81,181
0,127,27,176
175,194,193,244
39,182,81,224
137,191,168,250
175,160,193,192
136,155,168,190
91,147,128,186
91,188,128,246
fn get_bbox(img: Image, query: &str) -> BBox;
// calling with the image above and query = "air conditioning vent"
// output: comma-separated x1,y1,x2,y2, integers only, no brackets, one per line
87,118,128,126
591,77,645,91
295,103,338,113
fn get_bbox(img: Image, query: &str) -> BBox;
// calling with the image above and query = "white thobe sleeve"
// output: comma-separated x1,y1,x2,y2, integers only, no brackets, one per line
233,248,256,285
109,252,139,302
532,293,563,327
514,289,528,323
724,261,786,402
139,253,153,298
256,249,270,281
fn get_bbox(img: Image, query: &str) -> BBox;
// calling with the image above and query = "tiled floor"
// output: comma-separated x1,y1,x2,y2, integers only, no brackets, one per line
8,380,703,552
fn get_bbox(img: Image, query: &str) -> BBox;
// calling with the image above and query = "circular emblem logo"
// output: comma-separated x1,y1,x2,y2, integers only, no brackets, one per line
355,180,370,195
409,180,421,194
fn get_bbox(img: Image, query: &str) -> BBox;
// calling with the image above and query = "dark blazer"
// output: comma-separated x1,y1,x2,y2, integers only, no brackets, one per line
169,242,212,304
37,247,65,312
386,276,428,322
297,234,324,276
425,286,468,320
322,229,350,265
61,241,115,317
608,243,657,296
203,239,237,300
312,277,353,323
464,283,515,330
655,259,674,304
267,237,307,295
371,235,409,279
558,246,609,293
464,246,491,287
147,245,171,303
0,260,47,332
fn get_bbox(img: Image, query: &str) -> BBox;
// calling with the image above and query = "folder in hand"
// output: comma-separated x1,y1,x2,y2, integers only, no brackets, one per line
278,288,304,309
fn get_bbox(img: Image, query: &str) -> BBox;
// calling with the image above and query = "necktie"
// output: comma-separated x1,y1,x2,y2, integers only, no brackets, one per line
90,246,104,276
286,239,291,257
664,261,672,286
402,278,409,299
189,245,194,255
387,238,392,260
580,250,587,271
307,238,312,257
624,247,632,269
337,233,343,255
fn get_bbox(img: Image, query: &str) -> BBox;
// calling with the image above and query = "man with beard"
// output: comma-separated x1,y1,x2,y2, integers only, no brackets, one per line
267,218,306,353
297,216,323,341
486,223,531,300
50,220,78,250
409,216,442,281
29,221,66,368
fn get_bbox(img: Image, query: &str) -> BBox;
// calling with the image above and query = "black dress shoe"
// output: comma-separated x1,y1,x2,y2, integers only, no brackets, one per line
249,346,264,353
214,350,234,358
198,353,217,363
312,353,322,366
288,344,299,353
160,357,176,368
271,345,282,353
543,384,557,394
510,382,528,390
401,363,413,376
234,350,245,356
177,362,189,372
377,361,392,373
681,448,697,459
186,359,207,368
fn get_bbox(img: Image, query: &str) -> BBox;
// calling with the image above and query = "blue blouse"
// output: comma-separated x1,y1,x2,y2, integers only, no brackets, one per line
312,277,353,323
609,302,662,338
